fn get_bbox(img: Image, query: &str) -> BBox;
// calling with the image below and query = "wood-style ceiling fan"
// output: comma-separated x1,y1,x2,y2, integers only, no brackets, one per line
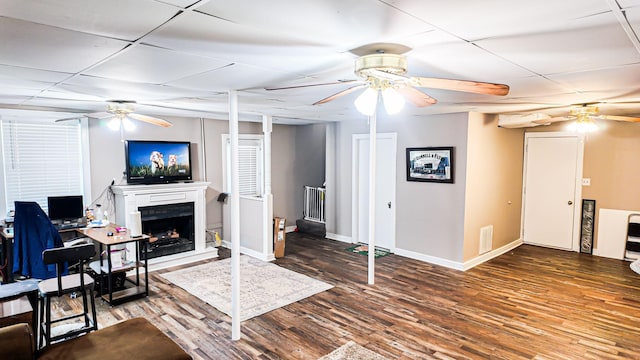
266,43,510,111
56,100,172,128
542,104,640,125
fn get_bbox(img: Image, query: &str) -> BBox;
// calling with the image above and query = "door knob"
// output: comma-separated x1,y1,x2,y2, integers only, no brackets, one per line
568,201,573,205
388,202,392,209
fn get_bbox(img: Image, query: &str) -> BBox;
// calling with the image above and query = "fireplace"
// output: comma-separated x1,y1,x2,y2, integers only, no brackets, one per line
112,182,217,270
139,202,195,260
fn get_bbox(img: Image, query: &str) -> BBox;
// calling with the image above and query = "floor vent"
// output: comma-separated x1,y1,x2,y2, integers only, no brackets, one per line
479,225,493,254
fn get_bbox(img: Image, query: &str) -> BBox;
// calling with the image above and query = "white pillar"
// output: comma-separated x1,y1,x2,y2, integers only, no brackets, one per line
368,111,377,285
229,90,241,340
262,115,274,256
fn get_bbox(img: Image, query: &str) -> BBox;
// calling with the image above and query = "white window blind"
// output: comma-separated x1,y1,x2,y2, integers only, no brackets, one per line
1,121,84,212
225,137,263,197
238,146,258,195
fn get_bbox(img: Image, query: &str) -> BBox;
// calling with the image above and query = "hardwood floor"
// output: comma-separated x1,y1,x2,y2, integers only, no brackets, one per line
56,232,640,359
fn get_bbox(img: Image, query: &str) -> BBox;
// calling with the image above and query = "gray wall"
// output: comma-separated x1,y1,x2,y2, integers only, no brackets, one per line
87,116,307,235
331,113,469,262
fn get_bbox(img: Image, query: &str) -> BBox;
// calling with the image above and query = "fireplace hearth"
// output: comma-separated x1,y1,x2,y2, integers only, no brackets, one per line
139,202,195,260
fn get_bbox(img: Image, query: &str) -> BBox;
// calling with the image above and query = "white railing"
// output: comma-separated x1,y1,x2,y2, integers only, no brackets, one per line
304,186,325,223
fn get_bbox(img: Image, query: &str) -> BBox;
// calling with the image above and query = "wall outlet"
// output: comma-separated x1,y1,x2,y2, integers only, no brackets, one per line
582,178,591,186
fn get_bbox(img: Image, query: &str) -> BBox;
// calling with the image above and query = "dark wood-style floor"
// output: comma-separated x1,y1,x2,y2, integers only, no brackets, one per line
56,232,640,359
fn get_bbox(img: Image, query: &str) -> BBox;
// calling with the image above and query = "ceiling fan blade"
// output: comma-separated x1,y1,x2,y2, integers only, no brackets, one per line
412,77,510,96
266,80,361,91
313,84,368,105
396,87,438,107
128,113,173,127
600,115,640,122
55,115,86,123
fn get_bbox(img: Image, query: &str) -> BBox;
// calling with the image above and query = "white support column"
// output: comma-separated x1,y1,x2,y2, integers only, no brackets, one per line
229,90,241,340
368,111,377,285
262,115,274,256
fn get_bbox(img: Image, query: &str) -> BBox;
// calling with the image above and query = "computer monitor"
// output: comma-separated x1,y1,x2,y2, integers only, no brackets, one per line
47,195,84,223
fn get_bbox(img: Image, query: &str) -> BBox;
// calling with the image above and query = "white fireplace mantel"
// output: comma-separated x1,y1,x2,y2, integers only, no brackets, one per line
111,181,217,270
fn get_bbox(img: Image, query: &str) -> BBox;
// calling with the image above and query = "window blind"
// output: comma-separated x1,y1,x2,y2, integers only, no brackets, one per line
1,121,84,212
225,137,263,197
238,145,258,195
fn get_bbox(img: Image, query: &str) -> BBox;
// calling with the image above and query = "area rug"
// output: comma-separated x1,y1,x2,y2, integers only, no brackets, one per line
631,259,640,275
319,341,389,360
160,255,333,321
345,244,391,258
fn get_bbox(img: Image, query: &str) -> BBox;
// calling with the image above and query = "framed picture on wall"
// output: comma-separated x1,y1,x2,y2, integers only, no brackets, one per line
406,147,454,183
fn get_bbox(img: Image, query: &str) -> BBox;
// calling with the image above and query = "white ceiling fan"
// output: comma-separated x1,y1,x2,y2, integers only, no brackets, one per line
56,100,173,129
266,43,510,115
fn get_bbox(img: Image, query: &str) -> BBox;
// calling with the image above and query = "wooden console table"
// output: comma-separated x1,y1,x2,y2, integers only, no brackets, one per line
78,225,150,305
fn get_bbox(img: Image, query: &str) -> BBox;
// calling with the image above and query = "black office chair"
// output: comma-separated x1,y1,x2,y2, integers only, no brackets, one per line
38,243,97,349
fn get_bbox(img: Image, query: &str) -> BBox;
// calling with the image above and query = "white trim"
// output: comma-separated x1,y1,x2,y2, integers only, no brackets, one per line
394,248,465,271
221,240,276,262
285,225,296,233
462,238,523,271
146,247,219,272
522,132,584,252
326,233,353,243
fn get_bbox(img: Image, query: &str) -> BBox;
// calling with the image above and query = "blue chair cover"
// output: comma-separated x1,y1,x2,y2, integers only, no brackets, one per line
12,201,64,279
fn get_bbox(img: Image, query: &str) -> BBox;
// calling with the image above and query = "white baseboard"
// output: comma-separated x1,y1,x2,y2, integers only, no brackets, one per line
394,238,523,271
221,240,275,262
285,225,297,233
147,247,219,272
462,238,523,271
326,232,353,243
394,248,465,271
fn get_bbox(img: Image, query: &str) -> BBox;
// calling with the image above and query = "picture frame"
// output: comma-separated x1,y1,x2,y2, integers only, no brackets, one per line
580,199,596,254
406,147,454,183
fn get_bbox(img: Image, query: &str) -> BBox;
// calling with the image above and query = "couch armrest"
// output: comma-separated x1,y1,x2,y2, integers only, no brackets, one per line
0,323,35,360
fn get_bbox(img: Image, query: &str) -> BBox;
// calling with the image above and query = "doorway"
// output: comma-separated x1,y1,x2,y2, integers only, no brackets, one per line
522,133,584,250
352,133,397,251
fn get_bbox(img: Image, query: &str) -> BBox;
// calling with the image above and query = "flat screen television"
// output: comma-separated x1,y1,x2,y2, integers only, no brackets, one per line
125,140,192,184
48,195,84,223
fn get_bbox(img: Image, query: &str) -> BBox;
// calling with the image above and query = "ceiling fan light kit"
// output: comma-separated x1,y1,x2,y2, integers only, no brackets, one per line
354,87,378,116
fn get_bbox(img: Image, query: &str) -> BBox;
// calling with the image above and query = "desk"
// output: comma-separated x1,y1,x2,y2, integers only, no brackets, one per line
78,225,149,305
0,227,83,284
0,228,14,283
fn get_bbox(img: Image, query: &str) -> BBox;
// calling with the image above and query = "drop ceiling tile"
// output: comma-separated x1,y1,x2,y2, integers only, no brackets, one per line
406,31,531,82
83,44,232,84
626,7,640,38
194,0,435,48
0,65,72,83
618,0,640,8
384,0,610,40
548,64,640,94
161,0,199,8
0,0,179,40
57,75,222,102
475,12,640,75
0,17,128,73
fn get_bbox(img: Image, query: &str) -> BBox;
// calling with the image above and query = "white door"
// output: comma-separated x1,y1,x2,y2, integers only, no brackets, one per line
522,134,582,250
354,134,396,251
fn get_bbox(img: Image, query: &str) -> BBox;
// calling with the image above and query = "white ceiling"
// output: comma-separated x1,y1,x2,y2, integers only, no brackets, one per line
1,0,639,125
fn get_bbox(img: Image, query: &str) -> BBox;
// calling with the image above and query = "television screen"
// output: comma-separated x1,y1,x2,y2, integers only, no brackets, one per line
48,195,84,222
125,140,192,184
